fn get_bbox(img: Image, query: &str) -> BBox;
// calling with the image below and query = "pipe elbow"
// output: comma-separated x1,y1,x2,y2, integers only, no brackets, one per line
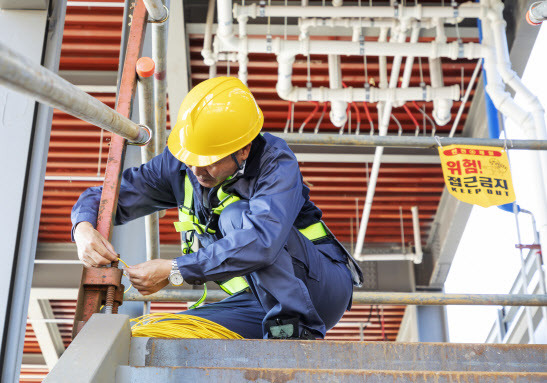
276,84,297,102
201,49,216,67
433,99,453,126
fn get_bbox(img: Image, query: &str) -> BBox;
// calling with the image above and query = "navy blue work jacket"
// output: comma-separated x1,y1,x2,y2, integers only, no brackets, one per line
72,133,363,286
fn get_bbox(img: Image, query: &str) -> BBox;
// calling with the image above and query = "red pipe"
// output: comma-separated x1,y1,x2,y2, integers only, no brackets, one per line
301,101,320,130
403,104,419,131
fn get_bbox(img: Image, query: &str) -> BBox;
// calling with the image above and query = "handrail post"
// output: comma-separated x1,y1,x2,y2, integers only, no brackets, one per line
136,57,160,316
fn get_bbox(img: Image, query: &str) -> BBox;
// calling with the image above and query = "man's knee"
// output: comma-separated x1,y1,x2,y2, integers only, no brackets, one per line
218,200,250,234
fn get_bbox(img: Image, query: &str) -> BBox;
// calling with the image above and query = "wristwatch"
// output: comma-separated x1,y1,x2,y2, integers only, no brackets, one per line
168,259,184,286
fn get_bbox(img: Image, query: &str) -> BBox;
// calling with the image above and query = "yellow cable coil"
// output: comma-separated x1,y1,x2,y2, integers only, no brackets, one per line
130,313,244,339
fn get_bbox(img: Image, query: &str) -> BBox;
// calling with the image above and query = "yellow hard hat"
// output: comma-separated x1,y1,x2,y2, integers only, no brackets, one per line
168,77,263,167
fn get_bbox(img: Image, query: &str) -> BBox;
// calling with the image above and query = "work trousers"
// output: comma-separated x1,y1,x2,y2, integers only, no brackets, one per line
182,201,353,339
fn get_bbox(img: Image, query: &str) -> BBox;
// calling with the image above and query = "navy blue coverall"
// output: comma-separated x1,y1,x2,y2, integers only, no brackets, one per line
72,133,364,339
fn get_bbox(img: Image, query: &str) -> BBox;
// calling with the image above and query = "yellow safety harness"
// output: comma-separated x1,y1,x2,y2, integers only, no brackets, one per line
173,174,329,308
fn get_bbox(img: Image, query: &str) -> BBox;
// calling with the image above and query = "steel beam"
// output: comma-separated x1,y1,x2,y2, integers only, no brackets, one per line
44,314,131,383
130,337,547,372
124,290,547,306
117,367,547,382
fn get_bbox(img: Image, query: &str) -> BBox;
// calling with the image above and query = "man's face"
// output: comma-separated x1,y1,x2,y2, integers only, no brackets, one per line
189,155,238,188
188,144,251,188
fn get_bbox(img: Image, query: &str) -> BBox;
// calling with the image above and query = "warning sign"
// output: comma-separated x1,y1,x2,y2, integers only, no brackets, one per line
438,145,516,208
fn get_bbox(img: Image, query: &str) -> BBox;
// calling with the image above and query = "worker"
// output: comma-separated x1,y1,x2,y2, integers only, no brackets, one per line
72,77,363,340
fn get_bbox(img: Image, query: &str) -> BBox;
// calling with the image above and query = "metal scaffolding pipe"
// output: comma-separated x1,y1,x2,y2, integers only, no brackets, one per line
0,41,150,145
148,4,168,155
137,58,156,163
137,58,160,316
274,133,547,150
143,0,167,22
124,290,547,306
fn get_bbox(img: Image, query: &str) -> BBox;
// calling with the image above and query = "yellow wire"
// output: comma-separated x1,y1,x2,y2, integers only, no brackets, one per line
117,257,132,294
117,257,129,268
100,257,132,311
130,313,243,339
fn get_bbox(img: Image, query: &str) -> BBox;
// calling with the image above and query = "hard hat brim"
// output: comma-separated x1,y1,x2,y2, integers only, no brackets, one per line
168,114,263,167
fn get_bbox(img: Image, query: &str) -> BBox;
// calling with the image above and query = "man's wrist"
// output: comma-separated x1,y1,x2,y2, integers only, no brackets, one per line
74,221,93,237
168,258,184,286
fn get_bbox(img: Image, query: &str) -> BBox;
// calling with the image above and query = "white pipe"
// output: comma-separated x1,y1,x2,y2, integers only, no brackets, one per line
358,253,421,262
354,22,409,260
34,260,83,265
449,58,482,137
217,33,484,60
276,54,295,102
328,54,347,128
238,17,249,84
217,0,235,38
236,15,249,84
481,0,547,253
279,85,460,104
298,17,462,33
44,176,104,181
429,19,453,126
233,3,483,20
411,206,423,264
332,0,343,7
378,27,389,90
394,21,421,108
202,0,216,67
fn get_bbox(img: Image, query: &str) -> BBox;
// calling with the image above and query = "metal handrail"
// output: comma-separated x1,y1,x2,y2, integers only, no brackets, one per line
124,290,547,306
275,133,547,150
0,41,150,145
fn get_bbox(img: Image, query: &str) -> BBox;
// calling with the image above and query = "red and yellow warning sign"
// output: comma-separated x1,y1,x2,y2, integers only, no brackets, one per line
438,145,516,208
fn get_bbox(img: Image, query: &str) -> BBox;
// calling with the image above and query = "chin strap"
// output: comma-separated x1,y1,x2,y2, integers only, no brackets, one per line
231,153,243,170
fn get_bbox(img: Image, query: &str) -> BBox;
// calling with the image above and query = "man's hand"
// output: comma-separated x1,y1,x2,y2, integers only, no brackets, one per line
124,259,172,296
74,222,118,268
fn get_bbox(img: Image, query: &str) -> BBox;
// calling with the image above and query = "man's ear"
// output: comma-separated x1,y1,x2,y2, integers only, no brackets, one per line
239,143,252,161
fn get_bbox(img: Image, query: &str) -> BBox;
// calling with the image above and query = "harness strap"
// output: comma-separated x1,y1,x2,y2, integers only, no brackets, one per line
173,174,329,300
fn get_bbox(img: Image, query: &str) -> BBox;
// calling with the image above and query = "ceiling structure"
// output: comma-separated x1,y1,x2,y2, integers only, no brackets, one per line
21,0,539,380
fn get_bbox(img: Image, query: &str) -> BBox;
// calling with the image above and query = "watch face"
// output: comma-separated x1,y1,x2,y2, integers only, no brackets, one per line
169,272,184,286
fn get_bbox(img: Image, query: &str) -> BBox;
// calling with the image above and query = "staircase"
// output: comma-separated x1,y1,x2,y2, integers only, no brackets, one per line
44,314,547,382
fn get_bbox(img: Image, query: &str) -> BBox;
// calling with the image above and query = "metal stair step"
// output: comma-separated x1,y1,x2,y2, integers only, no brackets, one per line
116,366,547,383
130,338,547,372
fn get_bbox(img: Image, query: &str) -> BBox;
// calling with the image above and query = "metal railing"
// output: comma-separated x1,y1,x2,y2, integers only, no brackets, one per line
486,248,547,343
275,133,547,150
124,289,547,307
0,41,151,145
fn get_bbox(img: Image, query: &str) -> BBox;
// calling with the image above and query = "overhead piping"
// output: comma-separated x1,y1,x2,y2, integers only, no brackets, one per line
480,0,547,253
353,20,410,261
